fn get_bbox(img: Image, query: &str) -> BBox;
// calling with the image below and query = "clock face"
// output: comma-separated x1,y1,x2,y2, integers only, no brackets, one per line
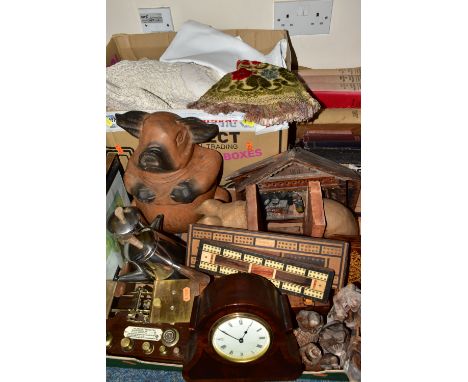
210,313,272,363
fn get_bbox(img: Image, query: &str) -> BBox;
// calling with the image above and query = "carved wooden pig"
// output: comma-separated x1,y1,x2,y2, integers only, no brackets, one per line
116,111,230,233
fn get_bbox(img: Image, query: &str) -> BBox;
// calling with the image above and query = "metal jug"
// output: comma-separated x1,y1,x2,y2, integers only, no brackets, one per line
107,207,209,285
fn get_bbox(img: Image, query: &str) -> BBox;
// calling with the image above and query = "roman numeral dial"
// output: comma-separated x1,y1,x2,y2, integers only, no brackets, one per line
211,313,271,363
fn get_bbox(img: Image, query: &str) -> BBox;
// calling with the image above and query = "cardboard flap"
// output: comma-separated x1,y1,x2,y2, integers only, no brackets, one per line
111,32,176,61
113,34,138,61
107,30,291,69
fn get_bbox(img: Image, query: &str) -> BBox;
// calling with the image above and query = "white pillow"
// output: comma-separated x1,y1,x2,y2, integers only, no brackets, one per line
236,35,287,68
160,20,287,75
265,38,288,68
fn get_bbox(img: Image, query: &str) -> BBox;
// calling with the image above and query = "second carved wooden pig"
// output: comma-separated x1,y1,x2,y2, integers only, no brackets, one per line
116,111,230,233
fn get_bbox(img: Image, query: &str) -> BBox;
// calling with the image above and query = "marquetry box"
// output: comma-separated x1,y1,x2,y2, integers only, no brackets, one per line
225,147,361,211
186,224,350,292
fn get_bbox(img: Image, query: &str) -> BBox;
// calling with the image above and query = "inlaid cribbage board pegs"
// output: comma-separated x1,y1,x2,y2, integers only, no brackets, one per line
195,240,335,302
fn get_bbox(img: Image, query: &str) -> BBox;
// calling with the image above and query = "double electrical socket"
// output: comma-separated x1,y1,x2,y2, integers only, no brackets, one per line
139,7,174,33
274,0,333,35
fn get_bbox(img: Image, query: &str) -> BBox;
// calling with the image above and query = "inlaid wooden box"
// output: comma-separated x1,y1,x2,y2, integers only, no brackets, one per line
225,147,361,211
186,224,350,292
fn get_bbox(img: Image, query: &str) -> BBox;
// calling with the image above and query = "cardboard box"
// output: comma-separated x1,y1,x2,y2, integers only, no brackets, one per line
106,29,292,184
106,29,291,69
296,108,361,141
106,110,289,185
105,31,350,380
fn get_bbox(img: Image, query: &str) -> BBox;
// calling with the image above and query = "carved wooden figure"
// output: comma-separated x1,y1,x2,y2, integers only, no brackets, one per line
116,111,230,233
318,322,350,363
296,310,324,333
344,331,361,381
294,328,318,348
319,353,341,370
294,310,325,370
299,343,322,370
195,199,247,229
327,283,361,330
343,332,361,382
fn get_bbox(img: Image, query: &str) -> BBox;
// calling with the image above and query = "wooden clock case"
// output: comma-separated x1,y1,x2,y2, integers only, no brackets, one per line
182,273,303,382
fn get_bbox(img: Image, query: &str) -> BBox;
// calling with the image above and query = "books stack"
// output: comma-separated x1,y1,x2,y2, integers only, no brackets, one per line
295,108,361,174
296,67,361,108
293,67,361,173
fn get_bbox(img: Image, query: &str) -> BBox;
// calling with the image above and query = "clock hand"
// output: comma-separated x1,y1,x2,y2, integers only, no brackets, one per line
240,321,254,340
219,329,241,342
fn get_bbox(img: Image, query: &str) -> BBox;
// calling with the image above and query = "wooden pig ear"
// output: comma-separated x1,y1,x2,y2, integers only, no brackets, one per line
115,111,149,138
176,117,219,143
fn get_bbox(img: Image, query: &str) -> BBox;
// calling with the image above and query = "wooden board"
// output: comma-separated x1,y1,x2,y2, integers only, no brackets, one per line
195,240,334,302
303,180,326,238
246,183,262,231
187,224,349,291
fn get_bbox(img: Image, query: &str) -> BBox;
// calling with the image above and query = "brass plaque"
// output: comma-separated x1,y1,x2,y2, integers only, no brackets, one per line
150,279,197,324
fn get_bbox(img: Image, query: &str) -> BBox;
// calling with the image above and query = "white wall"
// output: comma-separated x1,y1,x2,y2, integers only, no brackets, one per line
106,0,360,69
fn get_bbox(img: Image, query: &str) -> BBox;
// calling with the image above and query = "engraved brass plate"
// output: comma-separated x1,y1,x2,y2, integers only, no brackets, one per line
150,279,197,324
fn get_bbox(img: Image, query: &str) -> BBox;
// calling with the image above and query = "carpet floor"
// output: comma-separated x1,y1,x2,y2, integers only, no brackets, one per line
106,366,349,382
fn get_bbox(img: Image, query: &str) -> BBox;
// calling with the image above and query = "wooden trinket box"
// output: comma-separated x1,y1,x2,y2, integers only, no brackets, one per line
226,147,361,211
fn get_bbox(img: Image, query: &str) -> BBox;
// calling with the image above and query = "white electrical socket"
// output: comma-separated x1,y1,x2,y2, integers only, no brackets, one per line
139,7,174,33
274,0,333,35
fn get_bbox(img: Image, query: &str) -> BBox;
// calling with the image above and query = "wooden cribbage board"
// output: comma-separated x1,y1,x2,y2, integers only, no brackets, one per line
187,224,350,291
196,240,334,302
